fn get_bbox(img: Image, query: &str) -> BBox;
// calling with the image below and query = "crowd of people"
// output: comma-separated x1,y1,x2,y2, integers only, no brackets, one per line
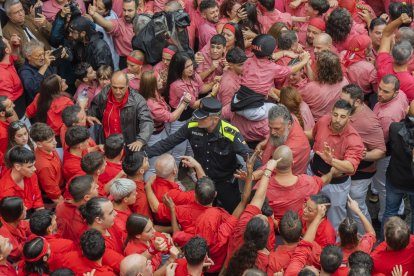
1,0,414,274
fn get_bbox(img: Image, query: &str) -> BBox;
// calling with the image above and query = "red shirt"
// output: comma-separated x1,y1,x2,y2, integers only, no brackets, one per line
371,235,414,275
226,205,276,266
152,176,195,206
131,179,152,218
26,94,74,135
109,18,134,57
218,70,241,120
35,148,63,200
266,175,324,220
55,200,87,245
312,115,364,175
59,251,116,276
194,207,238,273
0,55,23,101
174,258,197,276
104,227,124,254
124,238,162,271
261,119,310,175
63,151,84,182
44,234,76,270
376,52,414,102
301,214,336,248
98,161,122,187
113,207,131,243
0,120,9,154
60,124,97,151
0,219,31,261
0,262,17,276
0,169,44,209
339,233,376,264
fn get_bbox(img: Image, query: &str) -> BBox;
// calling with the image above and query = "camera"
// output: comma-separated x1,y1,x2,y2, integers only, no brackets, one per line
64,1,81,17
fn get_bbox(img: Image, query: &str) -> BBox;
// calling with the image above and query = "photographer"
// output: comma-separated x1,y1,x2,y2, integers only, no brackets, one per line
43,0,86,22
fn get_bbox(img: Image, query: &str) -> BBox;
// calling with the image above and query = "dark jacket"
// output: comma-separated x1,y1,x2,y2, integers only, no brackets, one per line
88,85,154,145
387,117,414,191
84,31,114,70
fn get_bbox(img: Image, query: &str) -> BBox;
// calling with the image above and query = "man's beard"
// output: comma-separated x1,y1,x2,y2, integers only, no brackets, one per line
269,129,289,147
5,111,13,118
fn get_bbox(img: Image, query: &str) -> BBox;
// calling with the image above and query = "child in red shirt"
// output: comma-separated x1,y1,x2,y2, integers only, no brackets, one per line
174,236,213,276
63,126,90,182
0,196,31,263
98,134,124,189
0,146,43,210
124,214,178,274
31,123,64,205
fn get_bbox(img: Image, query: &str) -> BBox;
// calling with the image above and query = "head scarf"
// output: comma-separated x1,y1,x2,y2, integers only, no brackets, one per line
342,34,371,67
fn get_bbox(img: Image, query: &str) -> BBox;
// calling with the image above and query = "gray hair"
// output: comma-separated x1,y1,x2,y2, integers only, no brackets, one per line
155,154,176,179
398,27,414,48
392,40,413,66
4,0,21,15
268,104,293,124
381,74,400,92
110,178,136,201
23,40,45,58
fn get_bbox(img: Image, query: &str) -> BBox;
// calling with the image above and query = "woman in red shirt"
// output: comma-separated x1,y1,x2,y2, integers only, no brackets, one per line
225,216,270,274
124,214,176,274
25,74,74,145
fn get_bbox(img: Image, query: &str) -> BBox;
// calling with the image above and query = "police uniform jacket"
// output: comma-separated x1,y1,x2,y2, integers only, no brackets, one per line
145,119,254,181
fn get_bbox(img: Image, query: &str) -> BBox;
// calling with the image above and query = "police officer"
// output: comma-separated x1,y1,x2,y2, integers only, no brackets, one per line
145,97,258,213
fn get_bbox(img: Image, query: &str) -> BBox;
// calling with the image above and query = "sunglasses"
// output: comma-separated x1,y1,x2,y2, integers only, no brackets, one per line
10,121,26,129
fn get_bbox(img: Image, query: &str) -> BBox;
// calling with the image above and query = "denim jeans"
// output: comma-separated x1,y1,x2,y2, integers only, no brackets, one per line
381,178,414,239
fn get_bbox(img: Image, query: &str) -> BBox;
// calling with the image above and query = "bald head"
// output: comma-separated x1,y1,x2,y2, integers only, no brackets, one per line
313,33,332,53
165,0,183,11
120,254,150,276
111,70,129,101
155,154,177,179
272,145,293,172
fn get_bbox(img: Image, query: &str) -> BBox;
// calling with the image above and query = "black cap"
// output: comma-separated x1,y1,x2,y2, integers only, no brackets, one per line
252,34,276,58
193,97,222,120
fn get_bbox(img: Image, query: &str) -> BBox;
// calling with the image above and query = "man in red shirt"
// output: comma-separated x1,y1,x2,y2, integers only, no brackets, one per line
122,151,152,217
376,13,414,102
371,217,414,275
308,99,364,230
58,229,117,275
61,105,95,151
120,254,153,276
81,152,107,196
29,209,76,271
174,236,212,276
56,175,98,245
99,134,124,186
259,145,334,220
63,126,91,182
254,104,311,177
0,95,18,153
152,154,195,206
30,123,64,205
0,146,44,210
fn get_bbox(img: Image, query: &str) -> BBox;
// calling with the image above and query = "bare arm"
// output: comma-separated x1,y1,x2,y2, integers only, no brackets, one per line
89,4,114,32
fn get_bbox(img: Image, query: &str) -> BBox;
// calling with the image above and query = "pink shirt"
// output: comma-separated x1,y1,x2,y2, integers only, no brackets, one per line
241,57,292,96
42,0,85,22
218,70,241,120
258,10,292,33
147,93,174,124
230,115,269,142
195,50,224,83
122,65,153,91
373,91,408,142
112,0,123,17
300,78,349,121
376,52,414,102
198,20,217,50
312,115,364,173
344,59,377,94
109,18,134,57
169,74,203,108
333,22,368,52
261,119,311,175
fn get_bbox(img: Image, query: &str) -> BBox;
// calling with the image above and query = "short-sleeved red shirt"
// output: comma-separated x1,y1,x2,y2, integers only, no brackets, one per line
0,169,44,209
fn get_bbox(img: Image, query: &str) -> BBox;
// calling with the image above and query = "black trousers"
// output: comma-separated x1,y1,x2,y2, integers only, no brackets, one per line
14,94,26,119
213,177,241,214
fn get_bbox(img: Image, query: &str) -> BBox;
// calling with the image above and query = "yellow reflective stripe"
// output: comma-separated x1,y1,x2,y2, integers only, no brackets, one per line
188,121,199,128
220,121,239,142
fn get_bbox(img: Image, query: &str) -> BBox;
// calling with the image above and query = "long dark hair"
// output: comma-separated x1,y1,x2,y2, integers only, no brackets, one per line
223,22,245,51
225,217,270,276
23,237,50,275
7,121,35,151
239,2,262,34
124,214,150,248
338,217,359,249
164,52,192,104
37,74,63,123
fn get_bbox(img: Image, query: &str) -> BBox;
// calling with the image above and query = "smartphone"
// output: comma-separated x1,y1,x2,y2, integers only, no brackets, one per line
35,6,42,18
51,47,64,59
